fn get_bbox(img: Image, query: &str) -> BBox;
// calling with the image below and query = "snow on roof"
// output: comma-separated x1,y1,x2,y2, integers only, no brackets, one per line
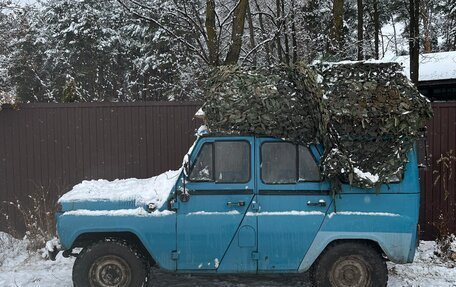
385,51,456,82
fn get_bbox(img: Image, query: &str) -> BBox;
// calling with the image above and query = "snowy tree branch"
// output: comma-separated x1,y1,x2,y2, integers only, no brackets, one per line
117,0,209,64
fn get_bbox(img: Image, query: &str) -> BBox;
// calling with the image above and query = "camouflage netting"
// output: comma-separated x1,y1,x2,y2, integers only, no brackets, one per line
202,64,324,144
201,61,433,189
315,62,433,188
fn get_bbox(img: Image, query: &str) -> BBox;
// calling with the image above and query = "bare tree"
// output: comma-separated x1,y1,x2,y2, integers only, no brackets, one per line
421,0,433,53
224,0,249,65
357,0,364,60
373,0,380,60
409,0,419,84
330,0,344,56
117,0,250,66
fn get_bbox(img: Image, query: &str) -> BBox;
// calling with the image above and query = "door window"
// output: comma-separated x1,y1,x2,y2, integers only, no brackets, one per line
189,141,250,183
261,142,320,184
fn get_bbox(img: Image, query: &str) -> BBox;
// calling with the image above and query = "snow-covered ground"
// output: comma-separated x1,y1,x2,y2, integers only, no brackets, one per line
0,232,455,287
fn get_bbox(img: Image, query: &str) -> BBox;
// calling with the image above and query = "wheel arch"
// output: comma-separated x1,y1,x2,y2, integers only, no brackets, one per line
313,239,384,264
299,230,414,272
71,231,156,266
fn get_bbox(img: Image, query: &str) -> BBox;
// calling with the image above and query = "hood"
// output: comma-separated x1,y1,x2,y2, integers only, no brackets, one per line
58,169,181,212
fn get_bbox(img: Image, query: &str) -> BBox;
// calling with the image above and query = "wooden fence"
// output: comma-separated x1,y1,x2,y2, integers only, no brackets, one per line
0,102,455,239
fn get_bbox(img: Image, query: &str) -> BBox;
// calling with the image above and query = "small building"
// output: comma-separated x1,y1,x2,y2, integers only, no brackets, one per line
388,51,456,101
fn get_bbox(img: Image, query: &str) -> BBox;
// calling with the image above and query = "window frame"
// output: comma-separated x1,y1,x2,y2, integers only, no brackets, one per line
188,140,251,184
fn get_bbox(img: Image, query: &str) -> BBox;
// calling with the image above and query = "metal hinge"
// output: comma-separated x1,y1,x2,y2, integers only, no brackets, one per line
171,250,179,260
251,251,259,260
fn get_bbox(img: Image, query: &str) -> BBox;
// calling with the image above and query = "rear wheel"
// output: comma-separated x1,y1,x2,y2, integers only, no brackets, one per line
311,242,387,287
73,240,149,287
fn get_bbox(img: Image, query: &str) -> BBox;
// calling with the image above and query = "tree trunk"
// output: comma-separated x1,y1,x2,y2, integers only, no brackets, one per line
291,0,298,63
281,0,290,64
247,2,257,66
254,0,271,65
409,0,420,84
357,0,364,60
421,0,432,53
330,0,344,55
275,0,283,62
373,0,380,60
391,14,398,55
205,0,219,66
224,0,249,65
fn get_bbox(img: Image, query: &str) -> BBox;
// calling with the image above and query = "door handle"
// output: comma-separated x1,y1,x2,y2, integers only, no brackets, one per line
307,199,326,207
227,201,245,207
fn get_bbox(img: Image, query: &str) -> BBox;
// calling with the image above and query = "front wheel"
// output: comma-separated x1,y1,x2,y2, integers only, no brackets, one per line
311,242,387,287
72,240,149,287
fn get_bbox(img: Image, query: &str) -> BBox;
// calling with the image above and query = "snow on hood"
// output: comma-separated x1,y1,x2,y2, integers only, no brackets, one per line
58,169,181,209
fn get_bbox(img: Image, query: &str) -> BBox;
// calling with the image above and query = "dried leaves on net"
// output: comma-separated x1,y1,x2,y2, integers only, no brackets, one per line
203,64,324,145
202,62,433,189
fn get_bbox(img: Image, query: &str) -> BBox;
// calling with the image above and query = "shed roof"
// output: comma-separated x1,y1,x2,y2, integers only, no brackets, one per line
385,51,456,82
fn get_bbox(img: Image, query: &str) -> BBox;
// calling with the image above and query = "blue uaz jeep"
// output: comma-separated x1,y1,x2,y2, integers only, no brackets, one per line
54,134,420,287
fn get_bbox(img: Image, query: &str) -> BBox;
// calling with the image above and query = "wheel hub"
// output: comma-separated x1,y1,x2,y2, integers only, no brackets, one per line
89,255,131,287
330,256,371,287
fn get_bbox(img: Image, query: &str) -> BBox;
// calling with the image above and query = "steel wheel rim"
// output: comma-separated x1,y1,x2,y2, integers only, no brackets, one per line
89,255,132,287
329,255,371,287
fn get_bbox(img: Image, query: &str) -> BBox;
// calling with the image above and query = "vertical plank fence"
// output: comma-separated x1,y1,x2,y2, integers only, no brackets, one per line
419,102,456,240
0,102,201,235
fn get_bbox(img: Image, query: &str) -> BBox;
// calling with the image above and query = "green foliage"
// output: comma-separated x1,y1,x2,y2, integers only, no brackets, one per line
61,77,78,103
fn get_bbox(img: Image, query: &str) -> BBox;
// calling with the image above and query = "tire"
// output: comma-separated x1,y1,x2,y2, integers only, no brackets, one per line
72,240,149,287
311,242,387,287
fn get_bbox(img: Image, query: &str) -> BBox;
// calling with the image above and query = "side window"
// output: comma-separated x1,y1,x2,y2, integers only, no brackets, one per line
298,146,320,181
261,142,297,184
189,143,213,181
215,141,250,183
189,141,250,183
261,142,321,184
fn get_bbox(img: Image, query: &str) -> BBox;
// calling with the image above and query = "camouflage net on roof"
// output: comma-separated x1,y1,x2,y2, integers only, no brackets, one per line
315,62,433,188
201,62,433,189
202,64,324,145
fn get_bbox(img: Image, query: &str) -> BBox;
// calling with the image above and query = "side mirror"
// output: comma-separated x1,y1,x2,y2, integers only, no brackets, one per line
183,160,190,178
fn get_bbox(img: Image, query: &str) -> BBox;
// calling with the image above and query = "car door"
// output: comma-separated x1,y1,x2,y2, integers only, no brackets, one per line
254,138,332,272
176,137,256,271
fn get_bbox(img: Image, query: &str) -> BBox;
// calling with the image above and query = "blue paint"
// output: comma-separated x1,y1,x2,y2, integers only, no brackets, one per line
56,135,420,275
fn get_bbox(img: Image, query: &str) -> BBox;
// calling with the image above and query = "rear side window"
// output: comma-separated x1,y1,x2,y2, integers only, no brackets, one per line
261,142,320,184
261,142,296,184
298,146,320,181
189,141,250,183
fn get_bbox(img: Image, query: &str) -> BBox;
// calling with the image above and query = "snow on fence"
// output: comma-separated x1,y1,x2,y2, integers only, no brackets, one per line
0,101,454,239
